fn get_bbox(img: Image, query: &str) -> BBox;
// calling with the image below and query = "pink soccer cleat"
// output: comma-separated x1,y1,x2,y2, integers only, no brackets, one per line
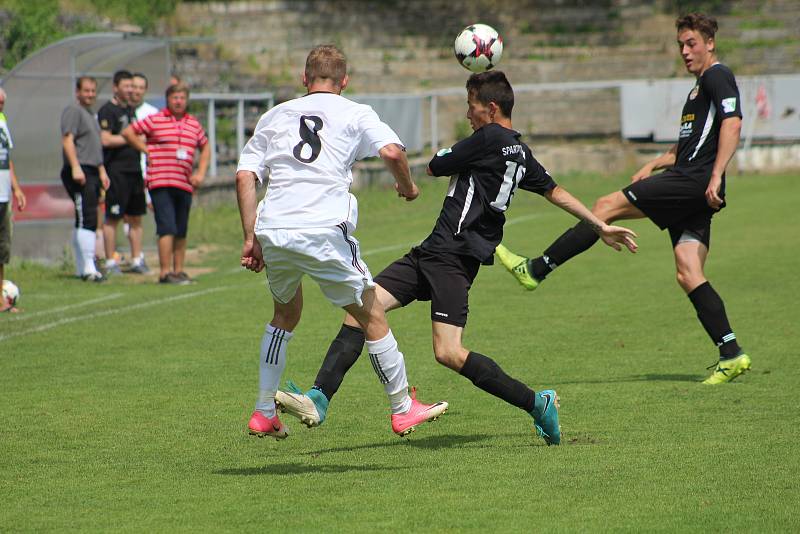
390,387,448,437
248,411,288,440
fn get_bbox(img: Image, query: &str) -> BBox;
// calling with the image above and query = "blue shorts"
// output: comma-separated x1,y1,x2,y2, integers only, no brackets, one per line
150,187,192,238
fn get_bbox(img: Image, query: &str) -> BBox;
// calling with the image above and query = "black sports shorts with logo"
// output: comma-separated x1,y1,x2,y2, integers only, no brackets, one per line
375,246,481,328
622,169,723,249
105,170,146,219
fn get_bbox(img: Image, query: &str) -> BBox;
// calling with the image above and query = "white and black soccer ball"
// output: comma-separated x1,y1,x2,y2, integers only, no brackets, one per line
454,23,503,73
2,279,19,307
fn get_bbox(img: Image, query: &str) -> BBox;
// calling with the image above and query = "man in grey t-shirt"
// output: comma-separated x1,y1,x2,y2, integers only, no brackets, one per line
60,76,110,282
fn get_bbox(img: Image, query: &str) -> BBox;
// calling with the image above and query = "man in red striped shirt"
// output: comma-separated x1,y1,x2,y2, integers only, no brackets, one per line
123,83,210,284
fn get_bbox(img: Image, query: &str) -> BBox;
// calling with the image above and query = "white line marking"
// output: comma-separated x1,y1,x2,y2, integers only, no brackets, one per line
7,293,124,322
0,287,227,343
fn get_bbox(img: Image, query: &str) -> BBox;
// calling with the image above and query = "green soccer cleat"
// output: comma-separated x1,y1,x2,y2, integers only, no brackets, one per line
274,380,328,427
495,244,538,291
702,353,752,385
529,389,561,445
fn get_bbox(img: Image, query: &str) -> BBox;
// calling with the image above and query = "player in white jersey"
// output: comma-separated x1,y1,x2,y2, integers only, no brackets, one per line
236,45,447,439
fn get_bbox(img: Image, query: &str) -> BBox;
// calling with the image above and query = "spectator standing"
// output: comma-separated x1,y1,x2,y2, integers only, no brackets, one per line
98,70,148,275
123,83,210,284
61,76,110,282
0,88,27,312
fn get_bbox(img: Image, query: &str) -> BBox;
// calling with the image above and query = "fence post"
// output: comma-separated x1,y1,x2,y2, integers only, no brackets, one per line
430,94,438,150
237,98,245,155
207,98,217,178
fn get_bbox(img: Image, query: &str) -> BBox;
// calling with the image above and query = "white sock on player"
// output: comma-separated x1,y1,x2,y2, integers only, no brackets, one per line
366,330,412,414
72,230,84,276
77,228,99,275
255,324,292,418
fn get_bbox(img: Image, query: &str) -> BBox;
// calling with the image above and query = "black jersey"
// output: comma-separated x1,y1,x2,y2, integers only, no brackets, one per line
98,100,140,173
674,63,742,179
423,123,556,264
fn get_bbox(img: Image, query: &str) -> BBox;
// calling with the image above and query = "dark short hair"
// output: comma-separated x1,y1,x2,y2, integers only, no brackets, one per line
305,45,347,86
676,13,718,41
76,76,97,90
466,70,514,118
132,72,148,88
166,82,190,100
113,70,133,86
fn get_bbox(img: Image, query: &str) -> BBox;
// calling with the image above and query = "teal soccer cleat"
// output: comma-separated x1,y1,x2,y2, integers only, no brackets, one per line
530,389,561,445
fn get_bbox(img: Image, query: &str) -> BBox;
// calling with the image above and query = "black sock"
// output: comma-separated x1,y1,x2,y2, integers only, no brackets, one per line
459,351,536,413
530,220,600,280
312,324,365,400
688,281,742,359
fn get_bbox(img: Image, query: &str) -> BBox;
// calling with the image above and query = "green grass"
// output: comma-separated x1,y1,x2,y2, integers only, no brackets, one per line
2,172,799,531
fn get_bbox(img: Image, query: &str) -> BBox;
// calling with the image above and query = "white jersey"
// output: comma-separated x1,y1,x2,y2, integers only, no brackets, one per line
237,92,402,230
135,101,160,177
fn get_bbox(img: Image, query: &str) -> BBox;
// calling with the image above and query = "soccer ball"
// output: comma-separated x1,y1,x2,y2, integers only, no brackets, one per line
2,280,19,307
454,23,503,73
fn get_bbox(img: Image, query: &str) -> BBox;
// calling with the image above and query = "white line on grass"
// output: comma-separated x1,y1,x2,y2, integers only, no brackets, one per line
7,293,124,322
0,287,227,343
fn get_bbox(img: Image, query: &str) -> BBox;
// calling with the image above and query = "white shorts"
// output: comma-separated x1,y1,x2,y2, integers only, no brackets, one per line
256,223,374,308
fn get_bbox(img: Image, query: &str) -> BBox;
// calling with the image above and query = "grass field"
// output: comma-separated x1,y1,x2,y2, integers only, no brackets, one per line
2,172,799,531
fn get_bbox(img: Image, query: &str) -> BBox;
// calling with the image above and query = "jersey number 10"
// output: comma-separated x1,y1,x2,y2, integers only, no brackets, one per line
491,161,526,211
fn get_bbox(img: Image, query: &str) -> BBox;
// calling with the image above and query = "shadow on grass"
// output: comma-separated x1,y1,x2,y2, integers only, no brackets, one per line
213,463,409,476
308,433,492,455
558,373,700,384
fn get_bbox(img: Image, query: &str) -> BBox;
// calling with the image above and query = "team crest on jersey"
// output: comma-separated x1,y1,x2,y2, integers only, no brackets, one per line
689,85,699,100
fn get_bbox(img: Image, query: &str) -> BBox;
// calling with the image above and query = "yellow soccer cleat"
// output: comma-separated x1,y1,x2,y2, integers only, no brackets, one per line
702,353,752,385
495,244,538,291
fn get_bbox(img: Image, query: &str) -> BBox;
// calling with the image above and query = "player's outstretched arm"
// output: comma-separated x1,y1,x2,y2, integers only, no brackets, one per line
545,186,638,253
379,143,419,201
631,144,677,182
235,170,264,272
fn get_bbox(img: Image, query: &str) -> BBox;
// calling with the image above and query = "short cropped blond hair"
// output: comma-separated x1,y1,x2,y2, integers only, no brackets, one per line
305,45,347,86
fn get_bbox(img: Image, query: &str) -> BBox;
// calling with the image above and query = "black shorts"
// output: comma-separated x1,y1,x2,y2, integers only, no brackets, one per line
150,187,192,238
375,247,481,327
105,169,146,219
622,169,720,249
61,164,101,231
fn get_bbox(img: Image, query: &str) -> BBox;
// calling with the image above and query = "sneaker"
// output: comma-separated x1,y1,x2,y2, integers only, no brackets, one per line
105,263,123,276
391,387,448,437
248,411,288,439
495,244,538,291
702,353,752,385
81,272,106,283
175,271,196,284
158,272,185,285
129,261,150,274
275,381,328,427
529,389,561,445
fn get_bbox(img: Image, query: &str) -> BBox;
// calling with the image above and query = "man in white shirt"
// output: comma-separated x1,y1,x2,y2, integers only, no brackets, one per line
236,45,447,439
0,88,26,312
125,72,159,273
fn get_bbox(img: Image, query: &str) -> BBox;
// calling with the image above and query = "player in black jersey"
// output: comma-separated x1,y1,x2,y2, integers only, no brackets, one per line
275,71,637,445
496,13,750,385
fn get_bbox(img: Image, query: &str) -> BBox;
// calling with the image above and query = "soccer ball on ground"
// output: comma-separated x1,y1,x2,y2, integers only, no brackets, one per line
2,280,20,308
454,23,503,73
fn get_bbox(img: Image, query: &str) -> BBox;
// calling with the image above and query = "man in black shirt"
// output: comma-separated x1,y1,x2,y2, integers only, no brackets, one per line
275,71,637,445
496,13,749,385
98,70,148,275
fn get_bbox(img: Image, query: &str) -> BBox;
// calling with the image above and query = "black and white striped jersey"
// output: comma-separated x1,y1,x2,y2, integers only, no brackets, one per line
674,63,742,178
422,123,556,264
